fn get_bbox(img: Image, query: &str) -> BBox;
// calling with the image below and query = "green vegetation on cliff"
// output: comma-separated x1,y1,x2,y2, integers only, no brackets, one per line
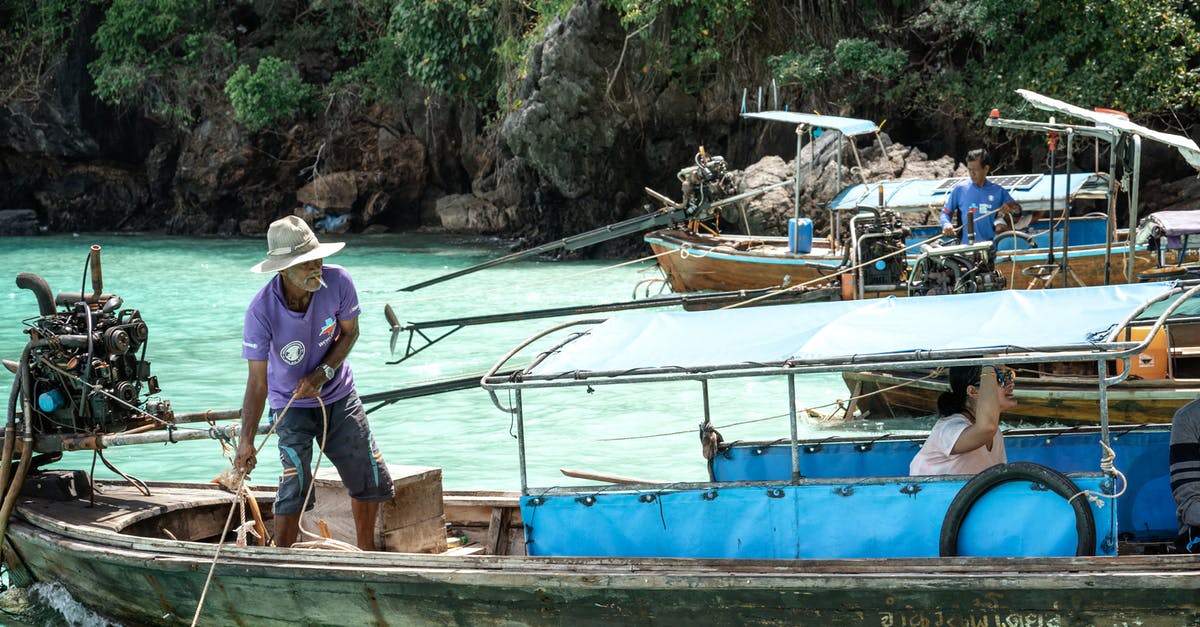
2,0,1198,134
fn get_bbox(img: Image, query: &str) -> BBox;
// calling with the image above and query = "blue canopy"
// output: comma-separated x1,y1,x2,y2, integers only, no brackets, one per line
828,173,1106,214
742,111,879,137
526,283,1176,377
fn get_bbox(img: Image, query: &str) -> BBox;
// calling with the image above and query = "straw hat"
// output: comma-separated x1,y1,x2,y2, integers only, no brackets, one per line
250,216,345,273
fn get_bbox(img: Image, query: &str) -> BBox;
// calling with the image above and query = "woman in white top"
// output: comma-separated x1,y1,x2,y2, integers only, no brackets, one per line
909,364,1017,476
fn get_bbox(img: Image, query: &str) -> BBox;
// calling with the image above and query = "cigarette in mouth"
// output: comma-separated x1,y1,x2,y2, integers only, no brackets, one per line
317,277,328,289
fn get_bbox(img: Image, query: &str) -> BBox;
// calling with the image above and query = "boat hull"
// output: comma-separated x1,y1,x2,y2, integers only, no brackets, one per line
6,485,1200,626
646,229,1158,294
843,370,1200,424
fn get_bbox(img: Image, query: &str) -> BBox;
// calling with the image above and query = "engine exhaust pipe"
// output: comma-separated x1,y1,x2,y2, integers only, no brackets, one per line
15,273,55,317
89,245,103,303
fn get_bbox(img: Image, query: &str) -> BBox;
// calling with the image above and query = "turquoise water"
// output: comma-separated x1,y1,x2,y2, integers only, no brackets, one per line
0,233,885,494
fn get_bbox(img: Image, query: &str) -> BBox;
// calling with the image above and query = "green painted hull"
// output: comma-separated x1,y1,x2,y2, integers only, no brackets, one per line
5,486,1200,626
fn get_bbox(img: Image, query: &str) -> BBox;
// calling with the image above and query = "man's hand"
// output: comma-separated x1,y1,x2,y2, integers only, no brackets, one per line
998,200,1021,216
941,224,955,237
234,439,257,476
293,368,328,399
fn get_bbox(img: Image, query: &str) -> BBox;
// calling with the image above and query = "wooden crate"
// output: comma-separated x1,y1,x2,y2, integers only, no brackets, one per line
312,464,446,553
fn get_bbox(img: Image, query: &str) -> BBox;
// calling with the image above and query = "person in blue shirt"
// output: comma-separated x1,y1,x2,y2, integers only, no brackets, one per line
940,148,1024,243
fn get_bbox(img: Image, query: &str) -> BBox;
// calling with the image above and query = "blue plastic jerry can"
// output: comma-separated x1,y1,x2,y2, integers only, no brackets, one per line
788,218,813,254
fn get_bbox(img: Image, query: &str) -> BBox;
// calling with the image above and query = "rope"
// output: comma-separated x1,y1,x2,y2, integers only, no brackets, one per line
291,396,360,551
1068,439,1127,507
719,228,951,310
361,249,675,307
597,369,946,442
191,392,301,626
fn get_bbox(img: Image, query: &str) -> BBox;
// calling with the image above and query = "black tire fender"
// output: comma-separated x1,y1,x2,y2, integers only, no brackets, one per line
939,461,1096,557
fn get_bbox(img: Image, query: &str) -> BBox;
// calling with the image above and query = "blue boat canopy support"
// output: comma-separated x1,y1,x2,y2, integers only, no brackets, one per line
743,110,889,244
482,281,1200,494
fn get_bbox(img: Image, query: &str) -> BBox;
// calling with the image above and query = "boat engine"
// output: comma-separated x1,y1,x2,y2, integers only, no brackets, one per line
10,246,172,440
847,208,909,288
677,148,741,225
907,241,1006,296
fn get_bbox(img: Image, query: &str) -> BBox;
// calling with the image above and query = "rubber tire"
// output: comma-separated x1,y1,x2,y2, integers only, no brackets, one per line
939,461,1096,557
993,230,1038,251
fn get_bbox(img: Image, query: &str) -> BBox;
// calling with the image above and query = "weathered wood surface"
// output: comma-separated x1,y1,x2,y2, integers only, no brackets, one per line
313,464,447,553
7,480,1200,626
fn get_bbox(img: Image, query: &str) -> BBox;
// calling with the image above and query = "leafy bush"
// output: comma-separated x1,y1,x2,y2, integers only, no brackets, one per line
224,57,317,131
833,38,907,81
911,0,1200,116
609,0,756,91
389,0,500,100
0,0,83,101
767,47,828,90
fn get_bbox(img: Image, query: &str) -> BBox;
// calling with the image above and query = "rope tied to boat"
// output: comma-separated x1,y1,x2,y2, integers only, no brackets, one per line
1067,439,1127,508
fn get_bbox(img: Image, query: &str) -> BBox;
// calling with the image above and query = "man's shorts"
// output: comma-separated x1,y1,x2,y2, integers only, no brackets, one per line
270,390,394,515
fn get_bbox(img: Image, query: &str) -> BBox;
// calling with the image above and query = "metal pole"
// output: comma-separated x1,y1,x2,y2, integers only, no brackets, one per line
515,389,528,495
794,125,803,229
835,134,844,243
1061,130,1073,288
1098,360,1110,449
1104,136,1118,284
788,374,800,481
1127,136,1142,284
701,380,711,432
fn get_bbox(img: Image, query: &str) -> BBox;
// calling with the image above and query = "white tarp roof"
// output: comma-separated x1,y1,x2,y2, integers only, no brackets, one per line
527,282,1175,377
743,111,879,137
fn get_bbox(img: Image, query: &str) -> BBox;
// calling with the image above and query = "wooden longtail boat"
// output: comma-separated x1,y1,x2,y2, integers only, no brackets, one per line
845,211,1200,425
6,252,1200,625
645,90,1195,299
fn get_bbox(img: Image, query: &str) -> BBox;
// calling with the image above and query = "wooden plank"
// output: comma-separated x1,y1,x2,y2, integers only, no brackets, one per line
486,506,511,556
559,468,663,485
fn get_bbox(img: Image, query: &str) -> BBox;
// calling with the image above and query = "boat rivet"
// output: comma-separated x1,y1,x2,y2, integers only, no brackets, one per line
702,490,719,501
835,486,854,497
639,494,656,503
1101,478,1115,494
804,445,822,454
528,497,545,507
899,484,921,496
576,495,596,507
855,443,873,452
766,488,785,499
754,448,764,455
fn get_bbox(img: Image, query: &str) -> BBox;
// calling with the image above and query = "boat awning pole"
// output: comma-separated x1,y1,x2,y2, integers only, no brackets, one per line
1105,138,1118,284
1127,135,1142,284
516,389,528,495
1061,129,1074,288
788,374,800,481
836,134,844,244
1098,359,1110,445
793,125,803,228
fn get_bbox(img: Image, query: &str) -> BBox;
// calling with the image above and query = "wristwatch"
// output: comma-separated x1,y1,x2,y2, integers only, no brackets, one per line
319,363,336,381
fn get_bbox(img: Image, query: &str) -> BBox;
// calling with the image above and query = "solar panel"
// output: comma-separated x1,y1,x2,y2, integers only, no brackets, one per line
931,174,1043,193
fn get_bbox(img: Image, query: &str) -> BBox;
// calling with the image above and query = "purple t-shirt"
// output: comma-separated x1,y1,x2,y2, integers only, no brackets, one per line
242,264,360,409
939,179,1016,243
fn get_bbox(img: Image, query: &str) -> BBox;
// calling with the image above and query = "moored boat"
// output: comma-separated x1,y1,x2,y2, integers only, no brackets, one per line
845,210,1200,425
645,89,1195,299
5,252,1200,624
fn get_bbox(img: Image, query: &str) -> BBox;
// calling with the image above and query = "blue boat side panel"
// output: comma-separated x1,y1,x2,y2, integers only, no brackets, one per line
957,482,1092,556
521,476,1114,559
712,428,1172,540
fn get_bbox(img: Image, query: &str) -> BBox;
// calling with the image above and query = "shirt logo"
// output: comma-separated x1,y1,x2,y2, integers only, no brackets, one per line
320,318,336,337
280,340,305,365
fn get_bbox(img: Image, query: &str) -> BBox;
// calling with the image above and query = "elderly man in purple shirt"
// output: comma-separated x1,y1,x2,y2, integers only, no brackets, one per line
940,148,1024,244
235,216,393,550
